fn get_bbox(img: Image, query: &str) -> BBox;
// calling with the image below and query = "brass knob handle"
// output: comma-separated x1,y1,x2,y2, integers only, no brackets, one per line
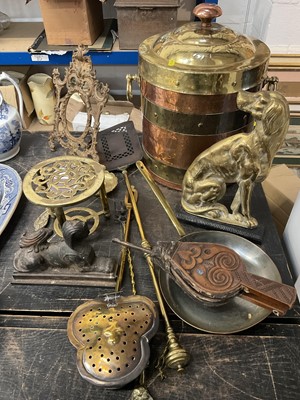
193,3,222,27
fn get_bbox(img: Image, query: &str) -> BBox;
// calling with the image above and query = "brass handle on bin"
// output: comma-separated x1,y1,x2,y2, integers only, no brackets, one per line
193,3,222,27
126,74,140,101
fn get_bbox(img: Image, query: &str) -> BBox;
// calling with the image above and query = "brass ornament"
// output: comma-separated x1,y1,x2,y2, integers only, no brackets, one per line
67,295,159,389
181,90,290,228
104,170,118,193
138,4,270,96
129,386,154,400
115,186,138,293
136,161,186,237
49,44,109,161
115,186,154,398
53,207,100,237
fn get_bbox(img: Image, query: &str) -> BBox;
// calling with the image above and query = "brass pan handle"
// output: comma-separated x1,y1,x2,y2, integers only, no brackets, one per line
193,3,222,27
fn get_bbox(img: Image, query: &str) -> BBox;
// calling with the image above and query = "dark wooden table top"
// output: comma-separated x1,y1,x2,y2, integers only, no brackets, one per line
0,132,299,400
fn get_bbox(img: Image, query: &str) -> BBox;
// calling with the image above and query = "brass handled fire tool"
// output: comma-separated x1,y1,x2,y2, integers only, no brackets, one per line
136,160,186,237
115,187,138,293
122,170,190,372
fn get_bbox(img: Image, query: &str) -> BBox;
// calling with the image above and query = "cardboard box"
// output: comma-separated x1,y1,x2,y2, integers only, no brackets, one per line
65,95,135,130
0,71,35,130
38,0,104,45
262,164,300,235
115,0,180,49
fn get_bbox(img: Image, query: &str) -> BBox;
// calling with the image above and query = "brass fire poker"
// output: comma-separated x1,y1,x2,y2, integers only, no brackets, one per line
122,170,189,372
136,161,186,237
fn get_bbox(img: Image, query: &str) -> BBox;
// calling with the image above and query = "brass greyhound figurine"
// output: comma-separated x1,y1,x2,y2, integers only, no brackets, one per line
181,90,290,228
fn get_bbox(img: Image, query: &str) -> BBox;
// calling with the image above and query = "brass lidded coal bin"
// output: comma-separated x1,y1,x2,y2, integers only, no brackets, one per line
136,3,271,189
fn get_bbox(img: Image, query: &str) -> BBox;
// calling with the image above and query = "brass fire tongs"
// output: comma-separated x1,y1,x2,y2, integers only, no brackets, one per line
115,187,155,399
121,170,189,373
115,187,138,294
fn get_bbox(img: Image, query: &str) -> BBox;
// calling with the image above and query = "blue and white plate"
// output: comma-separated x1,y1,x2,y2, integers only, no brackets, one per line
0,164,22,235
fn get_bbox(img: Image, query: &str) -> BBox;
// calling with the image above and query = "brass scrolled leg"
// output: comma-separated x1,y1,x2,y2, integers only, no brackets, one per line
53,206,66,228
99,183,110,218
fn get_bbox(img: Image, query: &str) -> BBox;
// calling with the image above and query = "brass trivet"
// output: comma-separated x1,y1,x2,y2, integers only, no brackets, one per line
23,155,110,235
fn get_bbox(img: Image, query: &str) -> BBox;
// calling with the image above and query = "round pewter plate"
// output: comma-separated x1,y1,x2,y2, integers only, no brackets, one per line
159,231,282,334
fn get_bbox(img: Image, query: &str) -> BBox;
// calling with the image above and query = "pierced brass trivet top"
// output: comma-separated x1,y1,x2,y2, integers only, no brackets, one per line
23,155,109,235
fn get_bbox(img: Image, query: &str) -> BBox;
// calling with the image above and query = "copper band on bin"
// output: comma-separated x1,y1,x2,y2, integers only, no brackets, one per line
143,118,253,170
142,98,251,136
141,80,240,115
142,147,186,191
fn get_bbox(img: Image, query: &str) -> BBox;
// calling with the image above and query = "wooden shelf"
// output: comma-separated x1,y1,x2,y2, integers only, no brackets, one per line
0,22,138,66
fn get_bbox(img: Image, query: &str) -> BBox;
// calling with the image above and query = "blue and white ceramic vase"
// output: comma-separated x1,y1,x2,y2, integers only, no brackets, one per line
0,72,23,162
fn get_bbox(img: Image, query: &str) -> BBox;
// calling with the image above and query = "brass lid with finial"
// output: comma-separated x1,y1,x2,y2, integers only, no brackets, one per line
139,3,270,94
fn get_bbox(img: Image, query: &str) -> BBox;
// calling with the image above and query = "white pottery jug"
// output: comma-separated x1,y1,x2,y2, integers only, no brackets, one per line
27,73,55,125
0,72,24,162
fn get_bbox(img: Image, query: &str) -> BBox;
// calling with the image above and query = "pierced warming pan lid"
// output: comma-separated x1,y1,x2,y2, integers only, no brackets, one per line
139,3,271,95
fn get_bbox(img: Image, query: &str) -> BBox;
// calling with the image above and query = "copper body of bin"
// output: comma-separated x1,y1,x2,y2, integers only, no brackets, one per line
138,4,271,190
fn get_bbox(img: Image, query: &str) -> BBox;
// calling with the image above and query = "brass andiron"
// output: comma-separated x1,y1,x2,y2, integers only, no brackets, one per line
182,90,290,228
112,239,297,317
122,170,190,373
